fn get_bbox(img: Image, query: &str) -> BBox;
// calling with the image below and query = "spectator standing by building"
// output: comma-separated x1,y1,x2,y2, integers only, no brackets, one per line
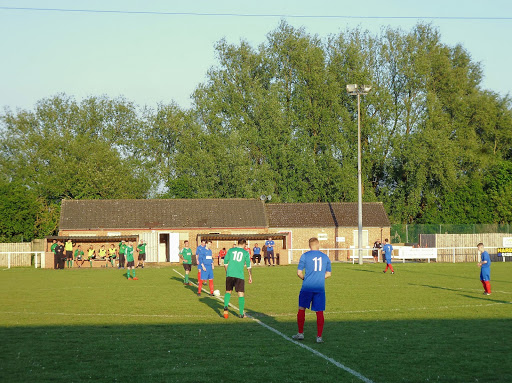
265,237,276,266
50,239,58,255
372,239,381,263
218,247,227,266
55,241,65,269
65,239,74,269
253,243,261,265
118,241,126,269
137,240,147,268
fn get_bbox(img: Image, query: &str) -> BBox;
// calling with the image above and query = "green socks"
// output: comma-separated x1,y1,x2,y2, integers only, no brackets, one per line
132,270,136,278
239,297,245,316
89,261,92,268
184,274,189,283
70,260,73,268
224,292,231,308
127,269,131,279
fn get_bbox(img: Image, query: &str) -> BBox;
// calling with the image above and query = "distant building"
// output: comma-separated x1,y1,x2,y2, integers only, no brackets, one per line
48,198,390,266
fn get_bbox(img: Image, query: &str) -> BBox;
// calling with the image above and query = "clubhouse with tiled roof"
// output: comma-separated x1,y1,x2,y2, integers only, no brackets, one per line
46,198,390,266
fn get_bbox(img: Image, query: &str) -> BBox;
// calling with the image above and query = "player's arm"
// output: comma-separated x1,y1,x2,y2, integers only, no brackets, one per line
325,271,332,279
325,258,332,279
297,269,304,280
248,267,253,284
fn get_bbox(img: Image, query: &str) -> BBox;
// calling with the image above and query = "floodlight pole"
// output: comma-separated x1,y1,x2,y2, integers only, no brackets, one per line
357,93,363,266
347,84,371,265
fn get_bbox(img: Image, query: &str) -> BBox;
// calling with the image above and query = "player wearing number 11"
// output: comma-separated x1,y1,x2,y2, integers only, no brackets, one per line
292,238,331,343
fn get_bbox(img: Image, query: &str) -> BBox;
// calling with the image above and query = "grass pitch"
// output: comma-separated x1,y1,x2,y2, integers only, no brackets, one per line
1,262,511,383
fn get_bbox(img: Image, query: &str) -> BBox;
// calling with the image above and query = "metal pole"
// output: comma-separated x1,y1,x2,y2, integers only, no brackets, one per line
8,252,11,269
357,93,363,265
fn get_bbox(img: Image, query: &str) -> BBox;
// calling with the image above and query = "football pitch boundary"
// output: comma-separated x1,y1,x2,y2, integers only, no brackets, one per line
172,269,375,383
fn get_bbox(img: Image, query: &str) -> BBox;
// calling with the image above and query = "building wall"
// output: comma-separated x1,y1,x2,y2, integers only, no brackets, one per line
59,225,390,265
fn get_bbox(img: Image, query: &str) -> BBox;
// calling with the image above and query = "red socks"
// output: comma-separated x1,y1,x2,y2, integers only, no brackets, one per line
197,280,202,294
209,279,214,294
297,309,305,333
482,280,491,293
316,311,324,337
385,264,394,272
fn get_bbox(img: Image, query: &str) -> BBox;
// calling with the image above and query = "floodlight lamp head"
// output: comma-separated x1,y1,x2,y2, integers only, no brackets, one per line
260,195,266,201
267,195,272,201
362,85,372,93
346,84,358,93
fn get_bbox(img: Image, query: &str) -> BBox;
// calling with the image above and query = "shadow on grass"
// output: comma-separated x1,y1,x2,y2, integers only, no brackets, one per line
351,267,383,273
410,283,512,304
1,318,511,383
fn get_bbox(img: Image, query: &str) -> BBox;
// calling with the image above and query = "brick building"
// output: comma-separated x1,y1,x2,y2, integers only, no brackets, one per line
47,198,390,267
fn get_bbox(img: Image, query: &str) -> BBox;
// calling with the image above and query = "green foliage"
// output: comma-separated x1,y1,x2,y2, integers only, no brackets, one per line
1,23,512,241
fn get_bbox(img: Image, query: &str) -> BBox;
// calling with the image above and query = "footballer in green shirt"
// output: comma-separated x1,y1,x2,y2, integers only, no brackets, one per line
223,238,253,319
179,240,193,285
118,241,126,269
125,241,138,280
136,240,147,269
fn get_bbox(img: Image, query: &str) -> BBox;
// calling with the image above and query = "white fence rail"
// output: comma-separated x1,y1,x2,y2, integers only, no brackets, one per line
288,246,506,264
0,252,45,268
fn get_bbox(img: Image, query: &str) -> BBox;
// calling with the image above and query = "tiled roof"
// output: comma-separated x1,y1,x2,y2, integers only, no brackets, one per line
266,202,390,227
59,199,268,230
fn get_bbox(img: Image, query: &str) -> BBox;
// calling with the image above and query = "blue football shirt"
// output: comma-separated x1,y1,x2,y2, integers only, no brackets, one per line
253,246,261,255
199,249,213,268
196,245,206,267
383,244,393,261
265,240,275,251
298,250,331,292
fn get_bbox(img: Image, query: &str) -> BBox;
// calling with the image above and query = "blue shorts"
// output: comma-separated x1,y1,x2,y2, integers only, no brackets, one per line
200,266,213,280
385,257,392,264
298,290,325,312
480,269,490,282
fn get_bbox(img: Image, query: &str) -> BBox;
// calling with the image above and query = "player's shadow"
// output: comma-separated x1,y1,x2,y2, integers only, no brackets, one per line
410,283,466,293
170,276,197,293
198,296,225,318
458,294,512,305
351,268,382,273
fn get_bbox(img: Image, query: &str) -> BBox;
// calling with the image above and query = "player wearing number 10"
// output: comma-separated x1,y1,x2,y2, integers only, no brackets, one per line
292,238,331,343
223,238,253,319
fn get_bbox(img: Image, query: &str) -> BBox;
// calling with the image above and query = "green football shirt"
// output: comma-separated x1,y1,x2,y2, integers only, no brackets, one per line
137,243,146,254
119,242,126,254
74,249,84,258
225,247,251,280
180,247,193,264
125,246,134,262
51,243,58,254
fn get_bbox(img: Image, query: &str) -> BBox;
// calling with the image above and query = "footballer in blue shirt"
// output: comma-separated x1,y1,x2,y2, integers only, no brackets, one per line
382,238,395,274
292,238,332,343
477,242,491,295
265,237,276,266
198,240,215,296
195,240,206,283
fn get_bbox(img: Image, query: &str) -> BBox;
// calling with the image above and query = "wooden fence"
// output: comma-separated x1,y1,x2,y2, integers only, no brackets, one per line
0,243,33,267
420,233,511,262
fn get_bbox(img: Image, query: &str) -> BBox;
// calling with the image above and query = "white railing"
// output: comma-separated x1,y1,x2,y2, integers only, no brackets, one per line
0,252,45,268
288,246,506,264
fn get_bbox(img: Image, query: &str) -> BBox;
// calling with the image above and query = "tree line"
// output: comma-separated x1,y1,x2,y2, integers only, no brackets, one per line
1,22,511,242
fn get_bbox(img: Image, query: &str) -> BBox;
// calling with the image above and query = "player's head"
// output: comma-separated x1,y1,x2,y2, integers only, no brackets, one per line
238,238,247,246
52,239,56,244
110,243,114,247
268,237,272,241
184,240,189,246
385,238,389,243
254,243,258,247
78,245,81,249
101,244,105,248
206,240,212,249
477,242,484,251
309,237,320,250
201,239,206,245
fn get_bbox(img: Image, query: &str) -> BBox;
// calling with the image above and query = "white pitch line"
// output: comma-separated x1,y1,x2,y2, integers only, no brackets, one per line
173,269,375,383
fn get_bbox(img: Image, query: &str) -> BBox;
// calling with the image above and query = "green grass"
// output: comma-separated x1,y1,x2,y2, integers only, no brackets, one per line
1,263,511,383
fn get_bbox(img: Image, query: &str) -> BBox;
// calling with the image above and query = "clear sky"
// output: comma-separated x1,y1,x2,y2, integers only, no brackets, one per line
1,0,511,112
